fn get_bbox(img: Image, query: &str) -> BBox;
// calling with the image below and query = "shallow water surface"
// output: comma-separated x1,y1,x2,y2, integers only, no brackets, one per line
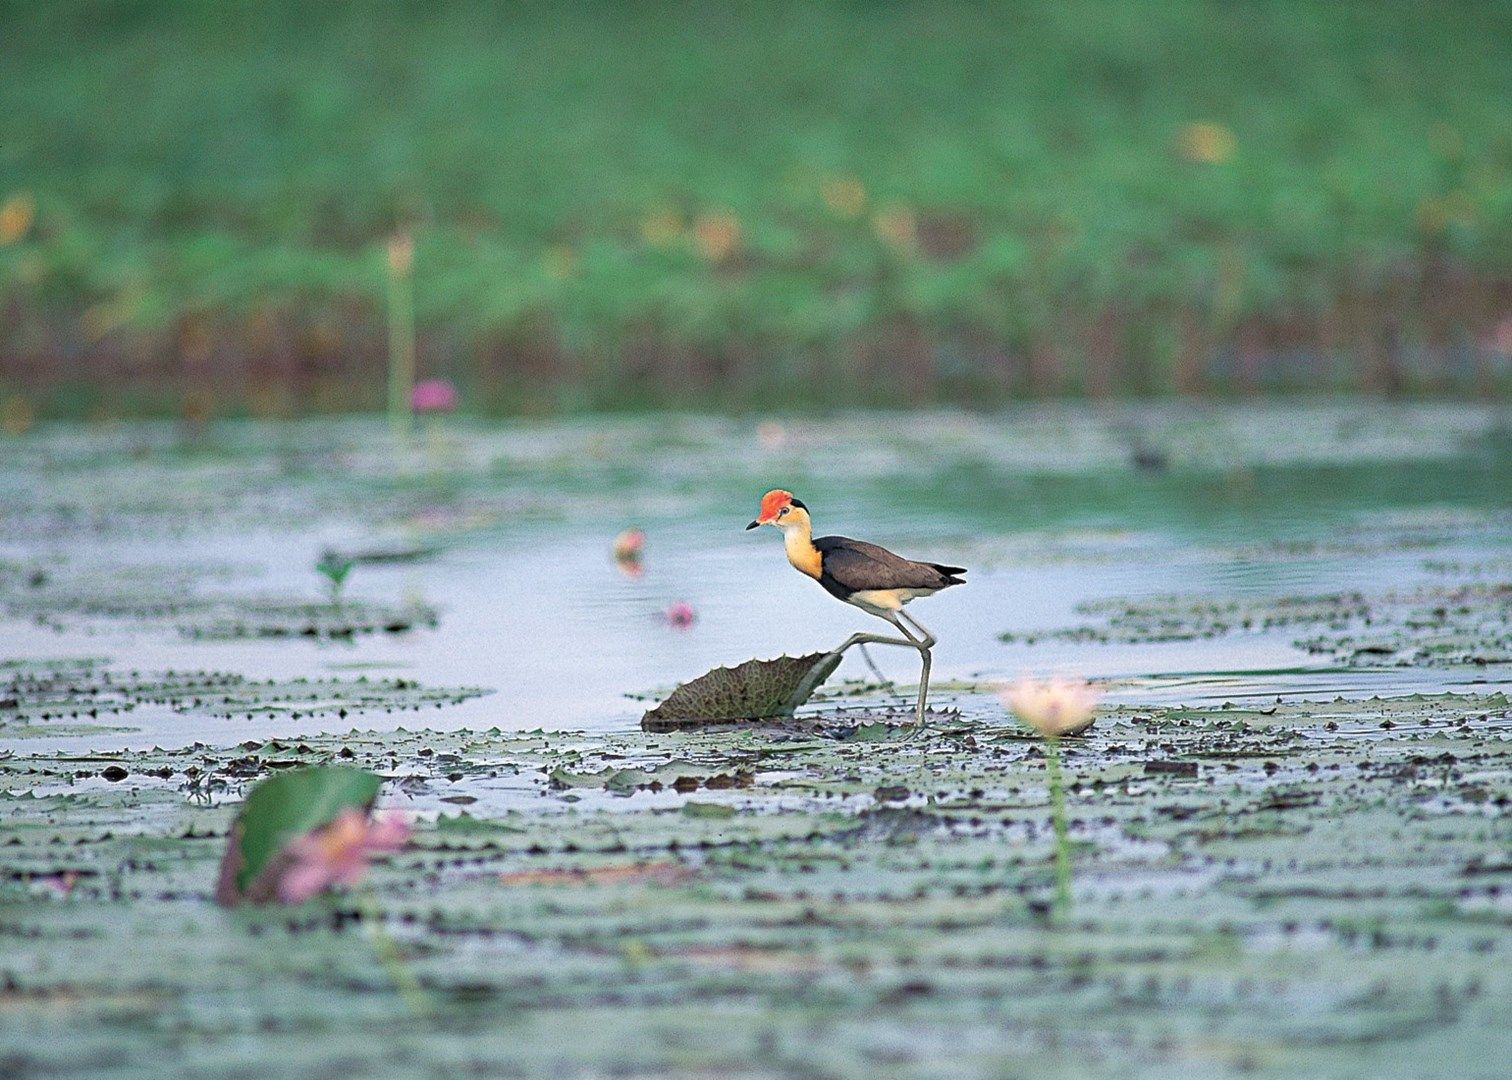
1,402,1506,749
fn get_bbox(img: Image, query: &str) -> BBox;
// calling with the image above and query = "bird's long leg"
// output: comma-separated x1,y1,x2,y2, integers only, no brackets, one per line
898,611,937,649
915,647,932,727
832,630,917,653
854,643,893,687
882,612,932,725
789,629,916,711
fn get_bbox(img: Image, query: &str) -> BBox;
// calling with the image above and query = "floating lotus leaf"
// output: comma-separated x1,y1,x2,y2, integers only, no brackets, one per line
0,658,489,738
1003,582,1512,666
3,693,1510,1074
641,651,844,731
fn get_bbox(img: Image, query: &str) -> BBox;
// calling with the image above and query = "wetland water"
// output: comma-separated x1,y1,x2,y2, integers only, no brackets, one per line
2,403,1507,749
2,402,1509,1076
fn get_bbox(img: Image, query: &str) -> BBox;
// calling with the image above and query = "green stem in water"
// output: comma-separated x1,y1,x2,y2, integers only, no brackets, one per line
358,891,432,1018
1045,736,1072,919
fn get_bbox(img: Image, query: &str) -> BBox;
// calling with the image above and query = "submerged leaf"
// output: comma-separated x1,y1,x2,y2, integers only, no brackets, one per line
641,651,843,731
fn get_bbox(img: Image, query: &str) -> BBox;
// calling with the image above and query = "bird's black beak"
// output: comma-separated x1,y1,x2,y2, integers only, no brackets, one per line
745,520,761,530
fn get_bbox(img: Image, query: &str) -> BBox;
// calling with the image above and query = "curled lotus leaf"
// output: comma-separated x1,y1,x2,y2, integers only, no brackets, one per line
215,765,383,905
641,652,844,731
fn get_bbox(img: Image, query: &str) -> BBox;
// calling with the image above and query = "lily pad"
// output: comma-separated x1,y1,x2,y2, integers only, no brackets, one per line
1003,580,1512,666
641,651,844,730
0,658,488,738
178,598,440,641
1,689,1509,1075
0,559,441,641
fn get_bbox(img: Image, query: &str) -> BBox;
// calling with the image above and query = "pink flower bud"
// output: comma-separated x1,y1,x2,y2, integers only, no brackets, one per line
409,378,458,414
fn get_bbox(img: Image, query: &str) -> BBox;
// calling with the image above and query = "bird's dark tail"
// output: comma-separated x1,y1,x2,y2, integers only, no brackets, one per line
932,563,967,585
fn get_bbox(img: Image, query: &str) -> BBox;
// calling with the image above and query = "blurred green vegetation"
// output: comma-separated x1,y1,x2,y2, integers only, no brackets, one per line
0,0,1509,413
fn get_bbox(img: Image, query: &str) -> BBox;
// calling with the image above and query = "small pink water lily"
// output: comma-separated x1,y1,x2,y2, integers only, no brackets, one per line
409,378,458,414
663,600,696,628
613,528,646,578
277,808,412,904
613,528,645,562
999,676,1100,737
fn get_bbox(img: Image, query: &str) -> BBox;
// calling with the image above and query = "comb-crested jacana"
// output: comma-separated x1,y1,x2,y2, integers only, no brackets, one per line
747,489,966,724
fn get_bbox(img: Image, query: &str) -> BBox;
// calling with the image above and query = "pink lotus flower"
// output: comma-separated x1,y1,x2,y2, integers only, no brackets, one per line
614,528,646,578
663,600,696,628
613,528,645,562
999,676,1100,737
276,808,412,904
409,378,458,414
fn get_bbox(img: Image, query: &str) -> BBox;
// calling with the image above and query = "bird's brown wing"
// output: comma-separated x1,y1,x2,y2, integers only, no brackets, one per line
813,536,965,596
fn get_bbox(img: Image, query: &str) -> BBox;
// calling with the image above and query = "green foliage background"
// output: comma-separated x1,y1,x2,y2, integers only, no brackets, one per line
1,0,1509,409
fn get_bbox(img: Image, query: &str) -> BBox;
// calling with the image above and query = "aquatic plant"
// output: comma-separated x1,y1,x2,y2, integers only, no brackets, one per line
612,528,645,561
215,766,386,905
663,600,696,628
1000,677,1099,739
1000,676,1099,918
5,689,1508,1073
0,191,36,244
613,527,646,577
410,378,458,415
215,767,429,1015
411,376,459,463
315,549,355,606
639,650,844,730
277,808,412,904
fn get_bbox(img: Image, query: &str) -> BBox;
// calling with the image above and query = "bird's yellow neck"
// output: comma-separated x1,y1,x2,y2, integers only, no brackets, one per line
780,509,822,579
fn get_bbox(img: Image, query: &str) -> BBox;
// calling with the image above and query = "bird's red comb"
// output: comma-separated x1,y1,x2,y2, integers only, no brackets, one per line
756,489,794,522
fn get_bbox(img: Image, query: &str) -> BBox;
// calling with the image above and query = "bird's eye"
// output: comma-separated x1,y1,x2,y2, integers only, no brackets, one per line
778,506,789,516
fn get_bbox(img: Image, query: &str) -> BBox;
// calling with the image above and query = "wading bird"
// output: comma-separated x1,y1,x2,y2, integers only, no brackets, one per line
747,489,965,724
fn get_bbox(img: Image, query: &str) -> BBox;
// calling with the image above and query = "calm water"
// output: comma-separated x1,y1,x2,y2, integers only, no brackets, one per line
1,403,1507,751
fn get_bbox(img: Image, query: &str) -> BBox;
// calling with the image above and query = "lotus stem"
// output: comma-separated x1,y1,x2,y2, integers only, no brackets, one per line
359,891,432,1018
1045,735,1072,918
